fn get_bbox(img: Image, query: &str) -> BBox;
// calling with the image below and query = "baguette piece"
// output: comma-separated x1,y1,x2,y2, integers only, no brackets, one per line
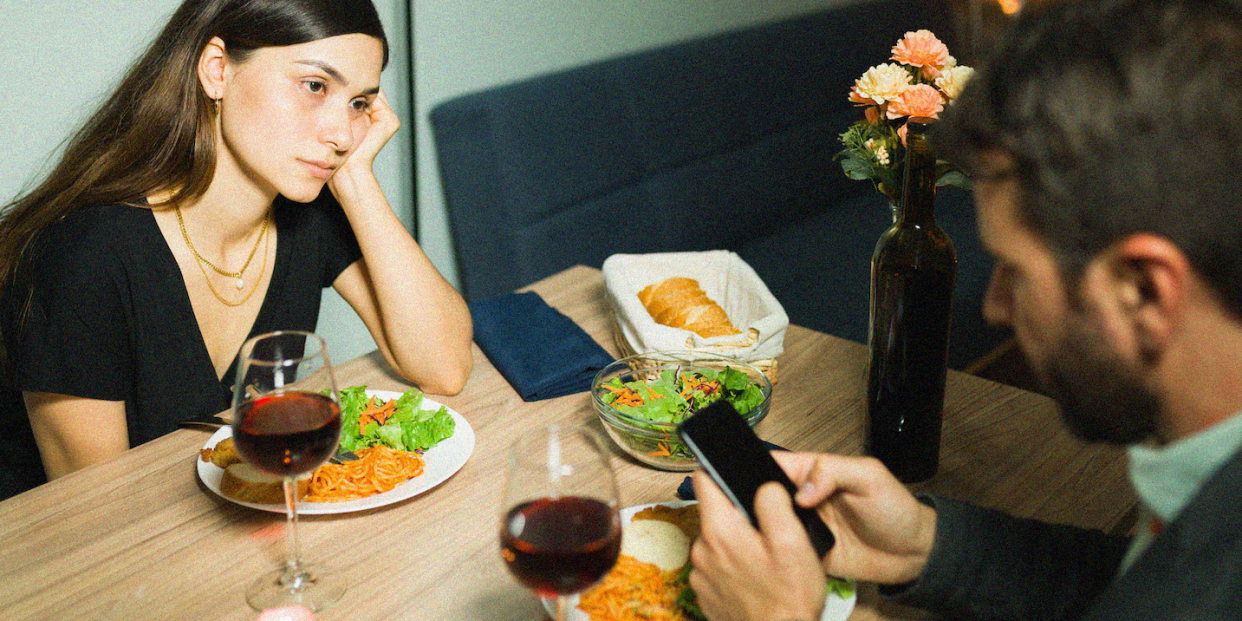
219,462,311,504
637,277,741,338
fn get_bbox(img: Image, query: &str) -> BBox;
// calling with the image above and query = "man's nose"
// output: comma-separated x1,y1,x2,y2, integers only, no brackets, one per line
982,266,1013,326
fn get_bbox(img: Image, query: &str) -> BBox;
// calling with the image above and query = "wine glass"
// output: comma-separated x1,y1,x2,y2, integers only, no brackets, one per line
500,424,622,621
232,330,345,611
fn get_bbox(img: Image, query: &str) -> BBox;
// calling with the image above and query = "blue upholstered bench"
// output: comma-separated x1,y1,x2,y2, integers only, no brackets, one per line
430,0,1012,369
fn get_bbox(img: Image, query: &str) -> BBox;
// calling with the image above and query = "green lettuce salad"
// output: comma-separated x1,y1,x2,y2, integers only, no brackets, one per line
337,386,455,453
676,564,855,620
599,366,766,459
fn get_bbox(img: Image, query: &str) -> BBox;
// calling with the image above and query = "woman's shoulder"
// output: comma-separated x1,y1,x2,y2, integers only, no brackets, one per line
44,203,154,247
28,203,157,275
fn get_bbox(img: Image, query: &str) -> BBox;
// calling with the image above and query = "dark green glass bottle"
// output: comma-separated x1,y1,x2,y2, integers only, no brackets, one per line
865,119,956,483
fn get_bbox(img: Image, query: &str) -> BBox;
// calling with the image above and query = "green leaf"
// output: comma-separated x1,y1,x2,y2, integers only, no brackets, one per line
936,168,971,189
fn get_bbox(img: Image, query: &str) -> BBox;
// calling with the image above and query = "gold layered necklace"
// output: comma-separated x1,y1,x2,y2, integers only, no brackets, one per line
175,205,271,306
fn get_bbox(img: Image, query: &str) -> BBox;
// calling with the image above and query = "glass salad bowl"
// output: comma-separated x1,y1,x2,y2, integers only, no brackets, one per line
590,351,773,471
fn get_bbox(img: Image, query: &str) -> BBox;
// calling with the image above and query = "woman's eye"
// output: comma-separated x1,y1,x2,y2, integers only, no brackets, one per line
303,80,326,95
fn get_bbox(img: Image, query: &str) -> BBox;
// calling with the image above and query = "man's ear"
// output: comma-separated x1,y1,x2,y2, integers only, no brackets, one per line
197,36,229,100
1088,233,1190,363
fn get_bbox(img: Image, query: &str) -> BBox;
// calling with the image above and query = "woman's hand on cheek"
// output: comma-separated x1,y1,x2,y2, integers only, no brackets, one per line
688,471,827,621
330,89,399,194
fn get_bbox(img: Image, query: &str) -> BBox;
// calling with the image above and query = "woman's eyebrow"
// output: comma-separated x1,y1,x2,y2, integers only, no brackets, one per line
295,59,381,95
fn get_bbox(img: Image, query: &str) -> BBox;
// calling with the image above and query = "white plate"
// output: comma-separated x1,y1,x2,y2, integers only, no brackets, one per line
197,391,475,514
544,500,856,621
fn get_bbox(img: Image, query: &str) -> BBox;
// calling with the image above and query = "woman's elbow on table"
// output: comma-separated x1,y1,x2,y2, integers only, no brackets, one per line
415,353,472,396
390,338,473,396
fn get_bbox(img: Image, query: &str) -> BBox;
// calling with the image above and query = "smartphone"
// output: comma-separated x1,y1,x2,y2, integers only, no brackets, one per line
677,399,835,558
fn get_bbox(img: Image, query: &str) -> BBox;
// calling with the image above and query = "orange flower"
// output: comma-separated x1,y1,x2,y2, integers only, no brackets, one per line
887,84,945,120
892,30,950,79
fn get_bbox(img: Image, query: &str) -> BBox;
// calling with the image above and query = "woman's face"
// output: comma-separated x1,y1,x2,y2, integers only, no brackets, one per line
212,33,384,203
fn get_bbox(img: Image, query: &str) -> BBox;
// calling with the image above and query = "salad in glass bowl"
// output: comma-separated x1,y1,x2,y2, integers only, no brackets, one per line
591,351,772,470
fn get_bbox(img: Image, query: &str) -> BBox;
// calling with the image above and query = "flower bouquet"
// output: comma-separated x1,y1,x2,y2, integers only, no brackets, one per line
835,30,973,208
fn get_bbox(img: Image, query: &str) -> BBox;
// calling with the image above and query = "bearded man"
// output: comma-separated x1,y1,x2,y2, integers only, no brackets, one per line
687,0,1242,619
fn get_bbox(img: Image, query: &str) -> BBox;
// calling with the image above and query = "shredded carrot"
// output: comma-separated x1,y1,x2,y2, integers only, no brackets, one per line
612,387,645,407
646,438,672,458
578,555,692,621
303,445,425,502
357,396,398,435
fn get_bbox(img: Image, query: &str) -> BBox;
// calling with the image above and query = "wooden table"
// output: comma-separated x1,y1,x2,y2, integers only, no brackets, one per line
0,266,1137,621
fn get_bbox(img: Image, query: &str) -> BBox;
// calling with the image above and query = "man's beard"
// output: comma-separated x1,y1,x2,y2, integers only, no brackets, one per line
1033,315,1162,445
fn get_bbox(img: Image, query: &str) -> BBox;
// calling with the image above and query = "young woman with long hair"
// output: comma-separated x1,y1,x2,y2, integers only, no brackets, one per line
0,0,473,499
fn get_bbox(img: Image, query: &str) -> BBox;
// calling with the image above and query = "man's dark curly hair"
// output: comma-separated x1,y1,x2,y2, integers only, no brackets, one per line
936,0,1242,320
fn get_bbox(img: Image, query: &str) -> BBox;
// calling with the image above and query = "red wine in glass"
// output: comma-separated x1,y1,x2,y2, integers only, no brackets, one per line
233,390,342,476
500,496,622,597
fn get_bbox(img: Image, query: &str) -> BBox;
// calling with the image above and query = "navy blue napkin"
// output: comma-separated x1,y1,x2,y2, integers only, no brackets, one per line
469,291,615,401
676,440,789,500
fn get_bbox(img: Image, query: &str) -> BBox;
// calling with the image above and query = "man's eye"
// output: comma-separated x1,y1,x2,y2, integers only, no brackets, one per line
304,80,326,94
350,99,372,114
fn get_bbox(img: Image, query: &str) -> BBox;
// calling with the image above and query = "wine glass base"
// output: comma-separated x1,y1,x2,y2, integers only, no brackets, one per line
245,563,346,612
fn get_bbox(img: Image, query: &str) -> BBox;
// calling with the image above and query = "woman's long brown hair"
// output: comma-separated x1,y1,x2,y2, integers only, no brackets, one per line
0,0,387,367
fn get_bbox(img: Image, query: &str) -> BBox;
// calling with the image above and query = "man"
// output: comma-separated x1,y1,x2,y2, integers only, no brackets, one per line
687,0,1242,619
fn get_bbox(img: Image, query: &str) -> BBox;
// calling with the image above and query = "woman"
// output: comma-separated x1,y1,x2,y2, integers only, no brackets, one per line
0,0,473,499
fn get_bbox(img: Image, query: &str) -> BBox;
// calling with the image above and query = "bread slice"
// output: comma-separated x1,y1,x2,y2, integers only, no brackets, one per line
219,462,311,504
637,277,699,306
637,277,741,338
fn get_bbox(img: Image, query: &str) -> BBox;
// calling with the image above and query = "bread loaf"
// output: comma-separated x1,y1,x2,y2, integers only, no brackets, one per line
219,462,311,504
637,277,741,338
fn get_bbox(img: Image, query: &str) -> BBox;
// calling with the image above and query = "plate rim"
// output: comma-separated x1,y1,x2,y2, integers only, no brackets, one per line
543,499,857,621
196,390,475,515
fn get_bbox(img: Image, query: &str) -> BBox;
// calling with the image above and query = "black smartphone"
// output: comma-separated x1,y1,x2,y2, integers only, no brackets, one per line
677,399,835,558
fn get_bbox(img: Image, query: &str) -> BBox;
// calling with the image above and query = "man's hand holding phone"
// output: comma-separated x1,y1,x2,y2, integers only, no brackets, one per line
688,469,832,621
678,401,938,620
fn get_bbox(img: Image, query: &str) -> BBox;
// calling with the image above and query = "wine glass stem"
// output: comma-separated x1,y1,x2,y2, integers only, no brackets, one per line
283,476,303,575
554,595,567,621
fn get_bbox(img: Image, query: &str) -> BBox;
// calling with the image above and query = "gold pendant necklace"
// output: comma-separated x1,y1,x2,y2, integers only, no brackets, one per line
175,205,270,290
192,219,270,307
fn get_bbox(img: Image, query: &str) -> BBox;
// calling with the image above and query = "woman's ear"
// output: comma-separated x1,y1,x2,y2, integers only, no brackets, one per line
197,36,229,100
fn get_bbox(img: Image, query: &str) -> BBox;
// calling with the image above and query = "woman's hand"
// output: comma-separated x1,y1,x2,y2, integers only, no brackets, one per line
321,88,474,394
329,89,399,199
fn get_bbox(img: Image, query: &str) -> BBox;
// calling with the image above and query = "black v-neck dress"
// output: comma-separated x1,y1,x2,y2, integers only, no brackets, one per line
0,194,361,499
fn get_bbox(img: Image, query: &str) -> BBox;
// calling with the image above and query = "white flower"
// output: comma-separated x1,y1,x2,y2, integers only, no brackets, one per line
875,146,891,166
850,63,913,106
935,65,975,101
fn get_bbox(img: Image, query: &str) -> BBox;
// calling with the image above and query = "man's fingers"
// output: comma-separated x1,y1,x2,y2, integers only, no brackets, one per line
753,482,814,553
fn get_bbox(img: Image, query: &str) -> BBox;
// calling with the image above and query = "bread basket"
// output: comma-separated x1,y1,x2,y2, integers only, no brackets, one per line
602,251,788,382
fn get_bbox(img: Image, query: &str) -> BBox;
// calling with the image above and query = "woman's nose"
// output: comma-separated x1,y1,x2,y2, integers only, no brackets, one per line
318,107,354,153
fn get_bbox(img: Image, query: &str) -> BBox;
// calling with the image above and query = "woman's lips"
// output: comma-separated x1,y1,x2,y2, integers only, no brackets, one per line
301,160,336,180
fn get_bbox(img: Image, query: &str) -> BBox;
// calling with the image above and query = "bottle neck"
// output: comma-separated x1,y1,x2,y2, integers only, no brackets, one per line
900,121,937,226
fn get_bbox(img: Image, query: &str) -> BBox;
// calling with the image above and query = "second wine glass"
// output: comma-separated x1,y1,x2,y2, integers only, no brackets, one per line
232,330,345,612
500,424,621,621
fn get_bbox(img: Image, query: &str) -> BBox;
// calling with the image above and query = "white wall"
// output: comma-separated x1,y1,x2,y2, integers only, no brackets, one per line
0,0,848,364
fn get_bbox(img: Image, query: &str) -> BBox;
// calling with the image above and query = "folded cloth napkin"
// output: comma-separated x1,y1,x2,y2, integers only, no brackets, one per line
469,291,615,401
676,440,789,500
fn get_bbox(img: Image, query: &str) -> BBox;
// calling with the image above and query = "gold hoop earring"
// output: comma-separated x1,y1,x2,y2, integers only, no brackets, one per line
212,98,221,115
